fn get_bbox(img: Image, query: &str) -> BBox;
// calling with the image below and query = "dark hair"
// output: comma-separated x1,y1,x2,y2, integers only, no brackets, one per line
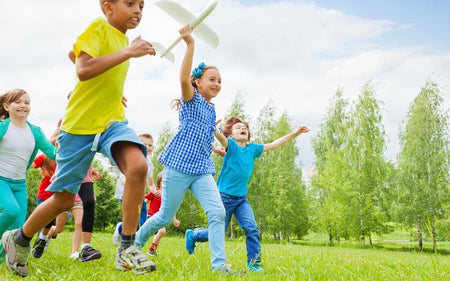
222,117,251,141
41,155,57,177
0,89,28,119
172,66,219,111
99,0,117,14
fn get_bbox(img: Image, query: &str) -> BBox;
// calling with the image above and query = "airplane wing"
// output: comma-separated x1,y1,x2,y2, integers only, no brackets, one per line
155,0,219,48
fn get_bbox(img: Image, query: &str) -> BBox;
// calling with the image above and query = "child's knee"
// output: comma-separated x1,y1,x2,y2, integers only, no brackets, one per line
159,228,166,235
208,206,226,222
128,158,148,179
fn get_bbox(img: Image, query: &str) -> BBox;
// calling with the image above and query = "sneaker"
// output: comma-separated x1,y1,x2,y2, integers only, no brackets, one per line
248,261,264,273
78,245,102,262
185,229,196,255
116,245,156,275
147,248,157,257
69,251,79,259
31,238,49,258
2,230,30,277
213,266,246,275
113,222,122,247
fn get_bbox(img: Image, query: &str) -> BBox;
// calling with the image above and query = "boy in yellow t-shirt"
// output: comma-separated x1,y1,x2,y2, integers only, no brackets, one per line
2,0,156,277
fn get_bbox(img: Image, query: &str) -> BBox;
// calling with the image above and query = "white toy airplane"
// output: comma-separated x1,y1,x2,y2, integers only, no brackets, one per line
152,0,220,62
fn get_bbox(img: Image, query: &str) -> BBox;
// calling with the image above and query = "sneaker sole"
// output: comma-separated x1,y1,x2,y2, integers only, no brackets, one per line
79,251,102,262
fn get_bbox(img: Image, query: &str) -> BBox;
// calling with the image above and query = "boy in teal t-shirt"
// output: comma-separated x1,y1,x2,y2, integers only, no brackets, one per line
185,116,309,273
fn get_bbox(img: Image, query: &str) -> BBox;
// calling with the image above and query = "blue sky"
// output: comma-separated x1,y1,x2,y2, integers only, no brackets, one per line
242,0,450,50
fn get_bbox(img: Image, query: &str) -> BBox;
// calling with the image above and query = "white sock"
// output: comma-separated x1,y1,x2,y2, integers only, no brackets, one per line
80,243,90,251
39,231,49,241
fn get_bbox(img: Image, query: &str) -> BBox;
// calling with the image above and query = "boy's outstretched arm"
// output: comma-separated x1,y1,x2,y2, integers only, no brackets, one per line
76,36,155,81
179,25,195,102
263,126,309,152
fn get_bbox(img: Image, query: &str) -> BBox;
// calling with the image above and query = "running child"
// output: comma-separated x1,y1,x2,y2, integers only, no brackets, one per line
2,0,156,276
135,25,243,274
145,172,180,257
0,89,56,262
185,116,309,272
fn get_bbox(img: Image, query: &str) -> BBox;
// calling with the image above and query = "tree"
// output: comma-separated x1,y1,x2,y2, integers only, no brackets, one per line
346,83,388,245
397,80,450,251
26,168,42,217
311,89,352,244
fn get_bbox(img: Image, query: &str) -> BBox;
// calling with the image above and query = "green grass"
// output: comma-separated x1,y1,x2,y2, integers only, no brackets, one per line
1,232,449,280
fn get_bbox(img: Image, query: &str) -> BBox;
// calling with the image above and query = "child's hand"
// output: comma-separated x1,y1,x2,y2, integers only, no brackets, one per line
295,126,310,136
180,25,194,45
128,36,156,57
121,96,128,108
173,218,181,228
213,145,226,157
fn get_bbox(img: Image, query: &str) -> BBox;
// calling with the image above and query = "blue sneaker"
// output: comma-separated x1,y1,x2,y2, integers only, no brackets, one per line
185,229,195,255
248,262,264,273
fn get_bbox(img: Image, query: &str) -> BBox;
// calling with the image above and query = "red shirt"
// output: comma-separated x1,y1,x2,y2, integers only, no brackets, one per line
144,191,161,216
33,154,56,200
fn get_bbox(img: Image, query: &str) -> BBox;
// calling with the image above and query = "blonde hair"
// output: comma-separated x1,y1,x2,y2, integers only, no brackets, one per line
139,133,153,140
172,66,219,111
0,89,28,119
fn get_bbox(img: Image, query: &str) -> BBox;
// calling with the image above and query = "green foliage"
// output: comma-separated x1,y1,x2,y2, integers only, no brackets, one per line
25,168,41,217
397,80,450,249
92,160,121,230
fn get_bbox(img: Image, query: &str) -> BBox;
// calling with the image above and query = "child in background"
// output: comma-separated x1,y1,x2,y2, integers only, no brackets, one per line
135,25,243,274
144,172,180,257
185,117,309,272
2,0,156,276
0,89,56,267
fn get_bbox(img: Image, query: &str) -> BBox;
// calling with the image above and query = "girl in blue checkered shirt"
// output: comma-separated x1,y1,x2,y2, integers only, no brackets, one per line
136,25,241,274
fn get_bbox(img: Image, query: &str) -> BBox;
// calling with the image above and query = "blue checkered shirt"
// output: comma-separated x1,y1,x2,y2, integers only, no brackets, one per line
158,91,216,175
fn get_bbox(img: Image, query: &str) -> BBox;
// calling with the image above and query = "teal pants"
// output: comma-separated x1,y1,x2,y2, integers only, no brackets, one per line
0,176,27,241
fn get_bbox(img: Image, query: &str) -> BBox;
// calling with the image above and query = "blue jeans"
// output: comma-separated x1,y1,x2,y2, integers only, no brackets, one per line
194,193,262,264
136,167,226,269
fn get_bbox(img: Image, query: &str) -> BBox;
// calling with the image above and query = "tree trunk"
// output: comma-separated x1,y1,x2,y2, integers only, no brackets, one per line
328,226,333,245
286,233,290,243
417,222,423,251
431,221,437,252
229,220,235,239
369,232,373,246
361,230,365,246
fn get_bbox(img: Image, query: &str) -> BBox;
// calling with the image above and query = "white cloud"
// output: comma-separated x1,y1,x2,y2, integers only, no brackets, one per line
1,0,448,168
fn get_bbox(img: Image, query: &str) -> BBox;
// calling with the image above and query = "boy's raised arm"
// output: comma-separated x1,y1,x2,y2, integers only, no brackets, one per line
263,126,309,152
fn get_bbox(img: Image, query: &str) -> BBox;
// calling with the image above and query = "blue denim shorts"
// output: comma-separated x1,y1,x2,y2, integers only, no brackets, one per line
47,121,146,194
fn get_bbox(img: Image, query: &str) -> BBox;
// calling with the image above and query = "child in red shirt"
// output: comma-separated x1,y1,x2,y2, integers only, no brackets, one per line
144,172,180,257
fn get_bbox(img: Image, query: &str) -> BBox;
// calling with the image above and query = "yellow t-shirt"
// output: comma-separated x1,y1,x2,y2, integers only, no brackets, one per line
61,18,129,135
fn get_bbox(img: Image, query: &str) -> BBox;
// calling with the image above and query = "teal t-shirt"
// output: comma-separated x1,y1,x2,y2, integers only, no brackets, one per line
217,138,264,197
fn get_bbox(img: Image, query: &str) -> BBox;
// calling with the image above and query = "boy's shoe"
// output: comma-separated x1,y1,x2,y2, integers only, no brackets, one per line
78,245,102,262
185,229,196,255
31,238,49,258
147,248,157,257
112,222,122,247
115,245,156,275
69,251,79,259
2,230,30,277
248,261,264,273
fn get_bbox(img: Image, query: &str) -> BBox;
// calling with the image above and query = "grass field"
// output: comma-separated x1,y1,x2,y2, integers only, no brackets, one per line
1,232,449,280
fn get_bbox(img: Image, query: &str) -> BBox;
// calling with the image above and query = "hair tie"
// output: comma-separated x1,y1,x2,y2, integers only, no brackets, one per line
192,62,207,79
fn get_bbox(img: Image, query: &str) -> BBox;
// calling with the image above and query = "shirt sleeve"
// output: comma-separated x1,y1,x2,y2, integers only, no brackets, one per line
226,138,237,154
73,18,105,59
33,154,45,168
252,143,264,159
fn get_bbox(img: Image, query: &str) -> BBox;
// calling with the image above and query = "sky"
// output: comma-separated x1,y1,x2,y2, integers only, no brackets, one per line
1,0,449,169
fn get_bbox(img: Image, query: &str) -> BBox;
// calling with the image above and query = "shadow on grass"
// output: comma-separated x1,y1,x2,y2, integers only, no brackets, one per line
291,240,450,255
